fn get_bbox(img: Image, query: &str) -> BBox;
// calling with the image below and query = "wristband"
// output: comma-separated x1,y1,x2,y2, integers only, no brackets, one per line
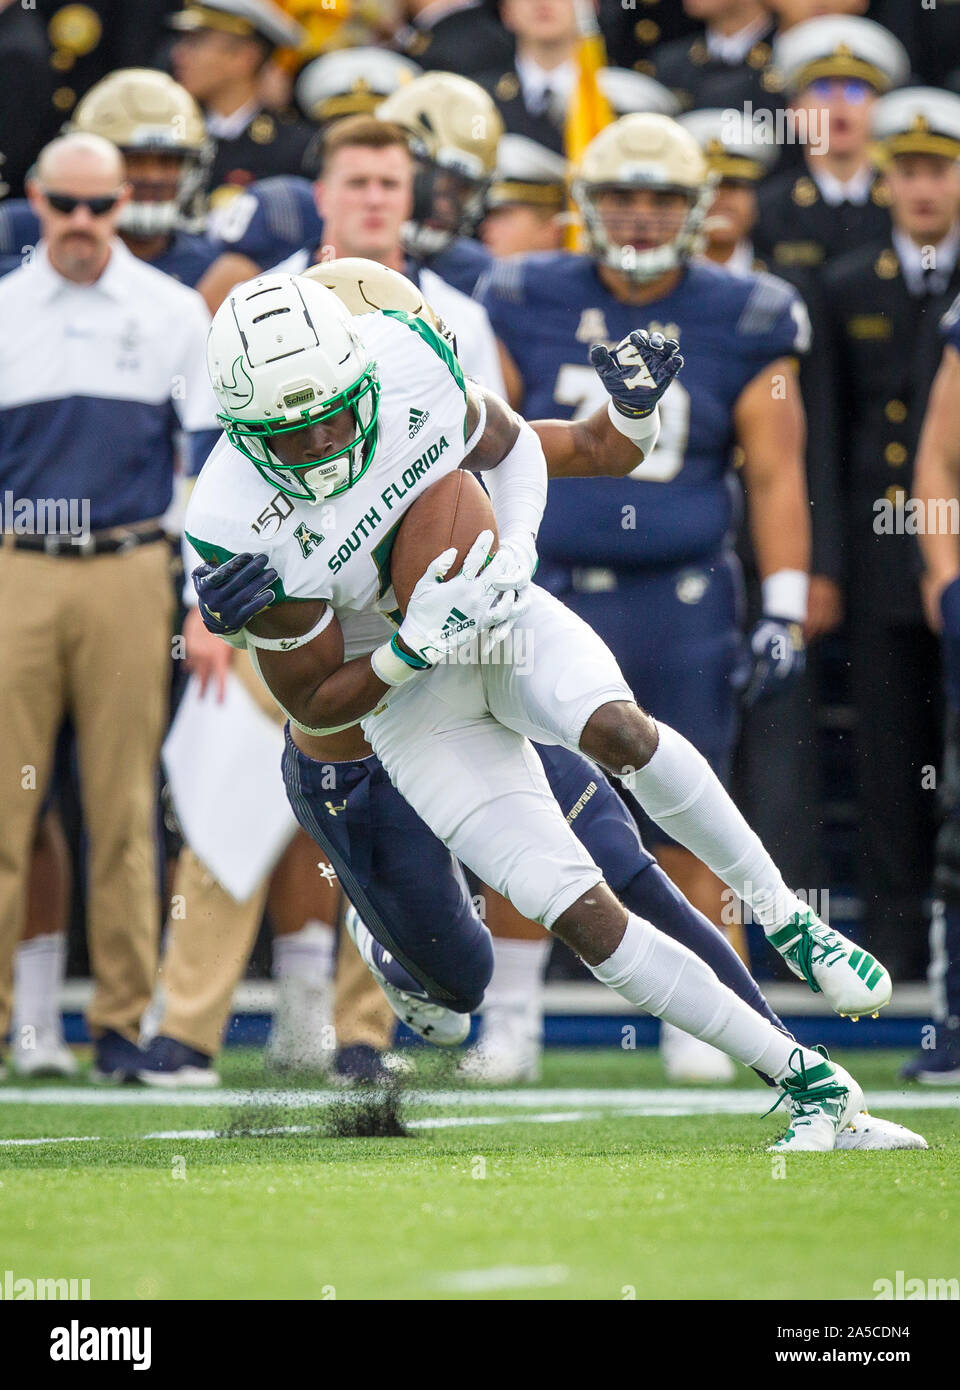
608,398,661,453
761,569,809,624
371,635,432,687
244,605,335,652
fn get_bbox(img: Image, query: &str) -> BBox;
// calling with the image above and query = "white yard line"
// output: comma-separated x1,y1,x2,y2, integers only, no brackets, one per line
0,1111,607,1148
435,1265,570,1293
0,1090,955,1150
0,1086,955,1111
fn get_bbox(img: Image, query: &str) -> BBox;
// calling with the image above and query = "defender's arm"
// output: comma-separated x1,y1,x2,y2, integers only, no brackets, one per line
736,358,811,589
913,344,960,631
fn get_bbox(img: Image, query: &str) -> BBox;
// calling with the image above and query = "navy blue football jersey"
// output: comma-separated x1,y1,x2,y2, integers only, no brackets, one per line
0,199,216,287
479,253,808,569
0,200,39,277
150,232,218,286
205,175,323,268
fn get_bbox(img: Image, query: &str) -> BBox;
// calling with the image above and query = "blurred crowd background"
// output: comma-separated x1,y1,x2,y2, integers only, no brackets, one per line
3,0,960,1088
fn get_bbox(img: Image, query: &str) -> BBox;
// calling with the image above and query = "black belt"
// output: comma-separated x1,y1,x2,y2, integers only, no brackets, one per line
3,525,167,558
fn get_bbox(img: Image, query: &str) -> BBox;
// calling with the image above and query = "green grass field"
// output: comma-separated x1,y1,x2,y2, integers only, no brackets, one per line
1,1048,957,1300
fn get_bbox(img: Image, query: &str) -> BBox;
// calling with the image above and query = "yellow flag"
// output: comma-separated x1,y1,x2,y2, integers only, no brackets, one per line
563,1,614,249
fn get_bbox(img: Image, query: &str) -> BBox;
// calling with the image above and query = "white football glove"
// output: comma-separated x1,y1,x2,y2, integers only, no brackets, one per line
481,536,537,595
397,531,508,666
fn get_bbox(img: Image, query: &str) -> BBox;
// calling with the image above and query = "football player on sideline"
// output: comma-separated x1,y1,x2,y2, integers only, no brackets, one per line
0,69,217,285
184,269,893,1150
195,74,501,316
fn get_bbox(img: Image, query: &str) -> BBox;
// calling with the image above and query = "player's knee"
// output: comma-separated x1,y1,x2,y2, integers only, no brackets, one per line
580,700,659,777
447,930,494,1014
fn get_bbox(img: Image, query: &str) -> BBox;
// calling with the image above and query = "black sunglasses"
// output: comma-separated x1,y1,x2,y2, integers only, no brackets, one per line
44,191,121,216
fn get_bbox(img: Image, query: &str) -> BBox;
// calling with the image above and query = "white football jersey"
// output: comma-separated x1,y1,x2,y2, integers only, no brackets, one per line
185,309,469,663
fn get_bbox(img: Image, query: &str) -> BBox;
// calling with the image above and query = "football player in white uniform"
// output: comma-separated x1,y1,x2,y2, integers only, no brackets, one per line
185,270,894,1150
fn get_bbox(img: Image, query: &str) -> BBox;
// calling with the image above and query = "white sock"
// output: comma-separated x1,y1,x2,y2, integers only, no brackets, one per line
482,937,550,1050
13,934,67,1043
272,921,336,985
589,913,797,1080
622,721,802,933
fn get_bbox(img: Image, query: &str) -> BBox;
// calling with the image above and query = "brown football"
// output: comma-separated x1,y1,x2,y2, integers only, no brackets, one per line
390,470,498,615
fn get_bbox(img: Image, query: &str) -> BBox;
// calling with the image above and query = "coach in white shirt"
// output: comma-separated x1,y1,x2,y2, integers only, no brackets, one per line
0,133,220,1081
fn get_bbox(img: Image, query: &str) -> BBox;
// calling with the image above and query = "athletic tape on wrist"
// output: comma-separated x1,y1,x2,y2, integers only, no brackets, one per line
761,570,809,624
607,397,661,452
371,636,431,686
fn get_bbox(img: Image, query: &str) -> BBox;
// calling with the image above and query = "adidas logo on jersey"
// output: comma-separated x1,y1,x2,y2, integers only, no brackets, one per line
408,407,430,438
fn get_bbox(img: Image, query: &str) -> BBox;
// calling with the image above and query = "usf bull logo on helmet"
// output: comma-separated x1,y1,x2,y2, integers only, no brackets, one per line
70,68,211,237
572,113,714,283
377,72,504,257
208,274,380,505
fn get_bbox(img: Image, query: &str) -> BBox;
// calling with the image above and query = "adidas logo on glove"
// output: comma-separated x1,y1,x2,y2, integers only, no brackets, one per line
440,606,475,638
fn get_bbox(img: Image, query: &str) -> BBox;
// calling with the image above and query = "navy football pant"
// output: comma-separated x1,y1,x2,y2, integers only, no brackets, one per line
547,555,743,848
282,728,783,1038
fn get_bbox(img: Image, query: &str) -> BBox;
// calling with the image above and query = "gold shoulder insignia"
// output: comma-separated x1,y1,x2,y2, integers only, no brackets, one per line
747,43,770,69
874,249,899,280
48,4,102,57
792,177,817,207
250,114,276,145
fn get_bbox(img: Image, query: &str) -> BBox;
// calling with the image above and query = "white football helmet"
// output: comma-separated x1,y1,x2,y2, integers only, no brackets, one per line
207,273,379,504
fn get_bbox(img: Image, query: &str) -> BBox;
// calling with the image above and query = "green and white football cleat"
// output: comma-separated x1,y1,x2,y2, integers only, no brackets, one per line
767,1046,864,1152
835,1112,928,1151
766,908,892,1018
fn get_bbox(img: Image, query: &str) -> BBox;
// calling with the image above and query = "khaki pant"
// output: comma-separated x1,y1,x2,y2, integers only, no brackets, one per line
157,651,393,1057
0,542,173,1041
